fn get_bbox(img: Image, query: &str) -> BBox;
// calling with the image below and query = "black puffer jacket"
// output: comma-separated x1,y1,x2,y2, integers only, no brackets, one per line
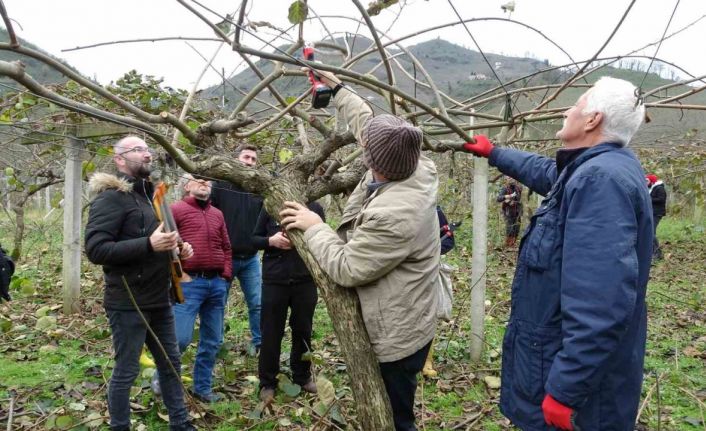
252,202,325,284
649,181,667,217
85,172,172,310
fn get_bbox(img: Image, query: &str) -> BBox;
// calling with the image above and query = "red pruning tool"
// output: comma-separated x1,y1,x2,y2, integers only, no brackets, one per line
303,43,332,109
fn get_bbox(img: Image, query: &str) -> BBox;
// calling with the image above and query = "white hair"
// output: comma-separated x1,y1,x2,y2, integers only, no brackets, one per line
582,77,645,146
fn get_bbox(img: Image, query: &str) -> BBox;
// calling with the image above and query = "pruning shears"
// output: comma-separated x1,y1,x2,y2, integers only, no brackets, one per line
303,43,333,109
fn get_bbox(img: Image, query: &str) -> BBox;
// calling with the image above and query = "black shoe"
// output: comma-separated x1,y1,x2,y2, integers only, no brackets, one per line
246,343,260,357
169,422,197,431
193,391,222,403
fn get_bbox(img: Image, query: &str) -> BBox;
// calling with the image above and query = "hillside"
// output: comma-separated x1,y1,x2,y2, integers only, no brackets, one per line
0,28,76,90
204,36,705,144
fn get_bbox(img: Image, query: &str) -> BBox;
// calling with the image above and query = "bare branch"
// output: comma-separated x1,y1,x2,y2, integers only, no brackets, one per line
233,45,473,142
194,156,270,195
306,158,367,201
61,37,223,52
199,113,254,135
531,0,637,112
0,60,195,172
176,0,232,44
351,0,396,114
232,90,310,138
0,0,19,48
0,43,198,142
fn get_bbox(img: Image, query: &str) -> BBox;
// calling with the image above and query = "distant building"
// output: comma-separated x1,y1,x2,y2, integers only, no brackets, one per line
468,73,488,81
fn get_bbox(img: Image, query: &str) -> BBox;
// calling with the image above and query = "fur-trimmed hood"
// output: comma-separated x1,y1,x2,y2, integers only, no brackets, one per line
88,172,133,194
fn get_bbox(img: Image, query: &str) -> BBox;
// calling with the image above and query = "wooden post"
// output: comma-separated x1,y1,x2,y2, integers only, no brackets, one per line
469,111,488,361
63,137,83,314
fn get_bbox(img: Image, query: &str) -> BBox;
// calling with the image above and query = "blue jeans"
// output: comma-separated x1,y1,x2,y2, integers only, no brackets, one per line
173,276,228,396
231,255,262,347
106,307,189,430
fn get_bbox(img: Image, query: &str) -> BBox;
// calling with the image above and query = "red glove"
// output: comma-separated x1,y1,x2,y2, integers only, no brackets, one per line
542,394,575,430
462,135,494,158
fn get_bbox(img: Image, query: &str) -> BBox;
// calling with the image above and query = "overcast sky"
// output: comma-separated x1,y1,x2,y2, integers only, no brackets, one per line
2,0,705,90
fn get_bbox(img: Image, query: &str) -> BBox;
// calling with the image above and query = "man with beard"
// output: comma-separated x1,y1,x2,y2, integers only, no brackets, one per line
85,136,196,431
211,144,264,356
462,77,653,430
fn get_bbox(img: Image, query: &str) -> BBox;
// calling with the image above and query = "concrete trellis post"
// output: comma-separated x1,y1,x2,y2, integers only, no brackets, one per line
469,114,489,361
62,137,83,314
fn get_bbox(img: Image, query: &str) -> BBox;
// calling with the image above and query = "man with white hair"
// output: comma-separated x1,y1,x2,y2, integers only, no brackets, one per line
463,77,653,430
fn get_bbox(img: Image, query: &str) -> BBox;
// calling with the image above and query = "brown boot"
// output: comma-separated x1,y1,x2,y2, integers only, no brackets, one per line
301,380,318,394
259,387,275,404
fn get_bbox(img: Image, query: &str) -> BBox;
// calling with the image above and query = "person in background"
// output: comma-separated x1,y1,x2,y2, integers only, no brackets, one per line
251,202,325,404
497,176,522,247
152,175,231,403
421,206,456,378
646,173,667,260
85,136,195,431
0,243,14,303
211,144,264,357
462,77,653,431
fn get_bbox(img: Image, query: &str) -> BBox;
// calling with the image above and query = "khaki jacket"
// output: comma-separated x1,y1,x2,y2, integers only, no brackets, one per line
304,86,440,362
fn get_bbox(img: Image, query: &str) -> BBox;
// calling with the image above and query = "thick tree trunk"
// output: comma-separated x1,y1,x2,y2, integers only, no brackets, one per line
262,178,394,431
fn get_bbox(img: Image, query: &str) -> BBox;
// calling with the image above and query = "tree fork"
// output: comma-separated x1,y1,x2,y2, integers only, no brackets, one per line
261,179,395,431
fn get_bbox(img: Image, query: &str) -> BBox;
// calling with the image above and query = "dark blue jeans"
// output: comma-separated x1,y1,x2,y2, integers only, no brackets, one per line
106,307,189,430
173,276,228,396
231,255,262,346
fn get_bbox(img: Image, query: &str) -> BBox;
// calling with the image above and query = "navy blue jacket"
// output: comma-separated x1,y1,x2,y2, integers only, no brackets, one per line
490,143,653,431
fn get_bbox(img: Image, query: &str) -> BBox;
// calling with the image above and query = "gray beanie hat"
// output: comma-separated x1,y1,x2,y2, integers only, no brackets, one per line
361,114,422,180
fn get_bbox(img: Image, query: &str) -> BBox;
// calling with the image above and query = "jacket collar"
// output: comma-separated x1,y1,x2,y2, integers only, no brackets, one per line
183,195,211,209
557,142,624,176
117,172,154,199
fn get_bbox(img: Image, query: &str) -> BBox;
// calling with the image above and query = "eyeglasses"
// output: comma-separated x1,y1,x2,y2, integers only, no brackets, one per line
120,146,155,155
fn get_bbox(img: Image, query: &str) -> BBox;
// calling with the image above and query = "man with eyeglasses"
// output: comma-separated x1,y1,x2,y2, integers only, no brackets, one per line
85,136,196,431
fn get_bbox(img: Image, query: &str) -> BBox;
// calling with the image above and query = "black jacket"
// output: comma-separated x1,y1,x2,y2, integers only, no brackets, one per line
211,181,263,258
85,173,172,310
252,202,325,284
437,206,455,255
649,181,667,217
0,244,14,301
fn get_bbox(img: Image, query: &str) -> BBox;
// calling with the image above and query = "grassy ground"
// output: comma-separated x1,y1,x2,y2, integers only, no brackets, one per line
0,211,704,430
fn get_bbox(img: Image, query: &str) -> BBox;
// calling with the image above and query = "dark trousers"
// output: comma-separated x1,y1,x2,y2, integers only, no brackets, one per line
653,215,663,258
379,341,432,431
504,213,521,238
258,280,318,389
106,307,189,430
